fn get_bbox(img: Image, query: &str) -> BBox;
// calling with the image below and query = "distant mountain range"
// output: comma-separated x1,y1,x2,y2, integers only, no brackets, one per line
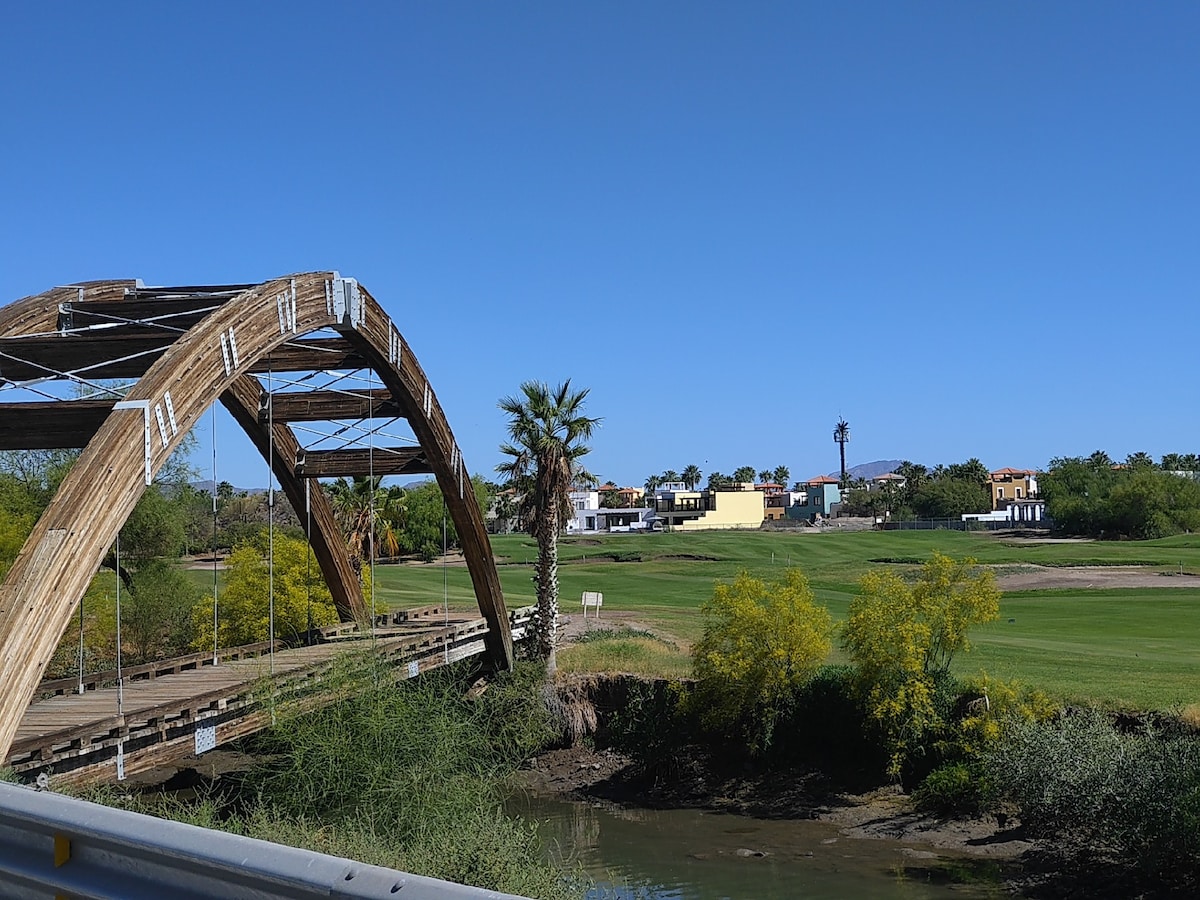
826,459,907,481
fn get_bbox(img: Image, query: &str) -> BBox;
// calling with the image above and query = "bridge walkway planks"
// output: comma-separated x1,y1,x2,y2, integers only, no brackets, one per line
14,642,347,747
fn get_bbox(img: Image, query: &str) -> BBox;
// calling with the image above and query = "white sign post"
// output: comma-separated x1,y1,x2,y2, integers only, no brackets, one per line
581,591,603,620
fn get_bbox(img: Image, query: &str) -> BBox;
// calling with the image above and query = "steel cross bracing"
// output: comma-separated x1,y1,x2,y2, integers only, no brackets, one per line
0,274,512,767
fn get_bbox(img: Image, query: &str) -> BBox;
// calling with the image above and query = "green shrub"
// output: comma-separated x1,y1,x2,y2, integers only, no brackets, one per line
988,709,1200,889
765,665,887,785
194,535,339,648
601,677,694,767
913,762,990,816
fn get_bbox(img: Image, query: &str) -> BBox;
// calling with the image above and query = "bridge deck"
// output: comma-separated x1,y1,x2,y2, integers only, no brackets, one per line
15,642,346,746
7,610,530,787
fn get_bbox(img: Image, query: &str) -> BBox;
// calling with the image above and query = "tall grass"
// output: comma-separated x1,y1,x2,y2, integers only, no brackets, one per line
558,629,691,679
244,655,577,897
117,655,581,899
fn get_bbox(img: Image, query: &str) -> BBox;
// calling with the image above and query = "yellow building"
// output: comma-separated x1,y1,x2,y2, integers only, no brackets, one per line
654,484,766,530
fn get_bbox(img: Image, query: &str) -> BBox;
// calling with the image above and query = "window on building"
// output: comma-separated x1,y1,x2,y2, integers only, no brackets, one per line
997,487,1005,499
1016,487,1023,498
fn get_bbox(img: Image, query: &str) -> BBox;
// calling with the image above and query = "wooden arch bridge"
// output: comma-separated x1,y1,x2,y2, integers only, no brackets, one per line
0,274,516,784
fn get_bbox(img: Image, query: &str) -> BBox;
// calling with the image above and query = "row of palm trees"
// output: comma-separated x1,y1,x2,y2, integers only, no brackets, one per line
642,463,792,496
643,465,703,494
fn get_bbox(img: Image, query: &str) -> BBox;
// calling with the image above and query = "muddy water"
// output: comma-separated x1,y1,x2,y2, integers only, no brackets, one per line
509,793,1010,899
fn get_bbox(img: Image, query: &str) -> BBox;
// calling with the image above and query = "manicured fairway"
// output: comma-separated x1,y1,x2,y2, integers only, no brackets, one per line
370,530,1200,709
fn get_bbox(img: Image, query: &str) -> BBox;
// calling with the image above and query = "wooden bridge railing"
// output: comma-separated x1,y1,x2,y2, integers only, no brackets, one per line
37,640,285,698
38,606,459,698
14,607,537,787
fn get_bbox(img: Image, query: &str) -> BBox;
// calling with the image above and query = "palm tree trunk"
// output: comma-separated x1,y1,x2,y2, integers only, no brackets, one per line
535,510,559,675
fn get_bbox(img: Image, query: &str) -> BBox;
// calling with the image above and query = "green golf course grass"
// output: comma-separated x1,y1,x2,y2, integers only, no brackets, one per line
366,530,1200,709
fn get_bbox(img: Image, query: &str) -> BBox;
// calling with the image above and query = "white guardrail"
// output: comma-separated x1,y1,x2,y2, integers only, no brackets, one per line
0,781,530,900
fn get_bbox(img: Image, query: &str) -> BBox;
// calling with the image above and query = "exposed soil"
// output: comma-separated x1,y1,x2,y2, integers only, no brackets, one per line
182,555,227,570
995,565,1200,591
556,611,666,644
817,786,1035,860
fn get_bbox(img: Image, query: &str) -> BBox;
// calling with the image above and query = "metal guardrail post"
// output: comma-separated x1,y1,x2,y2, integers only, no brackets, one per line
0,781,530,899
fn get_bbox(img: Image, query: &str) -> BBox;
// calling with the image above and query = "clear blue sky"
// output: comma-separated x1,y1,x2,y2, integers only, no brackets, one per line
2,3,1198,488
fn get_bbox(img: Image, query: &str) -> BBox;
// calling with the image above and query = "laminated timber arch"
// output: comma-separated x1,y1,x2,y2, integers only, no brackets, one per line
0,273,512,762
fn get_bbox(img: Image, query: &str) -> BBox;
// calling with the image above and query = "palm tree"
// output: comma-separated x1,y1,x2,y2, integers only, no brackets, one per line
681,464,702,491
833,418,851,487
733,465,757,484
327,476,405,572
497,380,599,671
493,492,518,534
758,469,773,484
773,465,790,487
1126,451,1155,470
708,471,732,489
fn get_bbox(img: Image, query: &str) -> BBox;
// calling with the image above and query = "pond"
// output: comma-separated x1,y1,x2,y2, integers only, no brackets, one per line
510,792,1013,900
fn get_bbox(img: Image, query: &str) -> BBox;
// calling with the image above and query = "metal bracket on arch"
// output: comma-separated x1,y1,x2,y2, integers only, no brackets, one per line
113,399,153,485
325,275,363,328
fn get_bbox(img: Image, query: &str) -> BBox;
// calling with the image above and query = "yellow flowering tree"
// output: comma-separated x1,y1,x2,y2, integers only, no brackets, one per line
194,535,340,649
691,569,832,749
841,552,1000,776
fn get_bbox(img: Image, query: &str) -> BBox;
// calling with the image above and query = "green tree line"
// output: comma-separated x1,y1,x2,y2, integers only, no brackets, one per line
839,458,992,520
1041,450,1200,539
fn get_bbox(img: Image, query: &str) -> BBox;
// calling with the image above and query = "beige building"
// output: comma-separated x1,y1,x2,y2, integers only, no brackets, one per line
653,483,766,530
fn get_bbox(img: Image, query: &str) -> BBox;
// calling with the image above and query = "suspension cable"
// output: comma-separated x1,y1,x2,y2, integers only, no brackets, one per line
443,500,449,664
368,366,377,649
267,365,276,675
76,593,85,695
211,403,219,665
114,533,124,717
305,479,313,646
114,530,126,781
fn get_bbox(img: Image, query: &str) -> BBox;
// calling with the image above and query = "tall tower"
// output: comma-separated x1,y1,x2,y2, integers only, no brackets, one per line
833,418,851,487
